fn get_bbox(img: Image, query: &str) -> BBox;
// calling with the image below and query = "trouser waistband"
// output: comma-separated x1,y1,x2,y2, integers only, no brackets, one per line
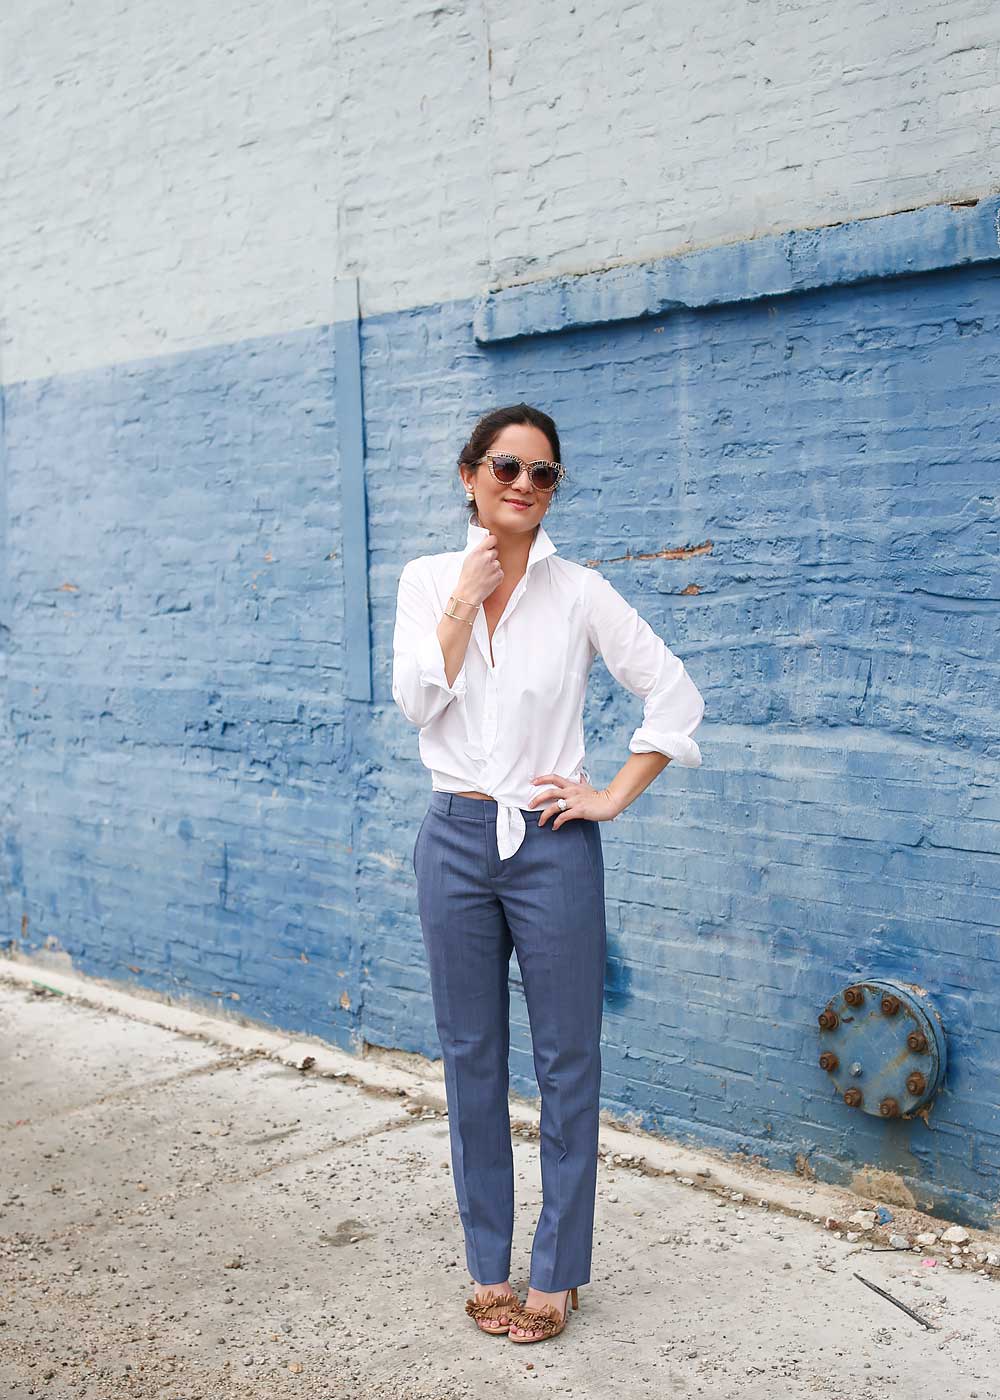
428,791,542,823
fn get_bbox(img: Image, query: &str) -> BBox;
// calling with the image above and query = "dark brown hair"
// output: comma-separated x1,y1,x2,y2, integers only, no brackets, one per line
458,403,562,522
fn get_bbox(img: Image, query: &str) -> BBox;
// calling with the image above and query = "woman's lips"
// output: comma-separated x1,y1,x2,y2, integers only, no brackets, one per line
504,499,532,510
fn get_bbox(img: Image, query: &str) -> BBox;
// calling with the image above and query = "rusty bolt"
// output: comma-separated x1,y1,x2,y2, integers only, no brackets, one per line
906,1071,926,1096
907,1030,928,1053
844,985,865,1007
843,1087,863,1108
819,1052,839,1072
880,994,901,1016
818,1008,839,1031
879,1097,901,1118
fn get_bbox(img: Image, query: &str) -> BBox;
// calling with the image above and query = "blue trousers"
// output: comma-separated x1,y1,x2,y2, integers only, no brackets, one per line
412,791,607,1291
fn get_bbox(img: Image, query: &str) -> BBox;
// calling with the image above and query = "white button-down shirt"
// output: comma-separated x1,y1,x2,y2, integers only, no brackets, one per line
391,518,706,860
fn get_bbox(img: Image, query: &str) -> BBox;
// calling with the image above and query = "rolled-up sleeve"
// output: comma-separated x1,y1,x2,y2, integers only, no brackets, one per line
391,560,469,728
584,568,705,766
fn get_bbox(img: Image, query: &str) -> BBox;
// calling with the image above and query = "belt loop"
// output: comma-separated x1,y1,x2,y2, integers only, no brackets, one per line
445,794,454,815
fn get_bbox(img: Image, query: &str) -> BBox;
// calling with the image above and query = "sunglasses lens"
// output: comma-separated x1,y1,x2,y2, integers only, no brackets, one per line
529,463,559,490
490,454,522,484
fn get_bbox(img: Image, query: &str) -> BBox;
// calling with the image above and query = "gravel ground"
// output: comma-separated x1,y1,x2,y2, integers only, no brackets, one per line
2,973,999,1400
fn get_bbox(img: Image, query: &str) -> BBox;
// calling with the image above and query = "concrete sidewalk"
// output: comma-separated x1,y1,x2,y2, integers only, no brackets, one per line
1,957,998,1400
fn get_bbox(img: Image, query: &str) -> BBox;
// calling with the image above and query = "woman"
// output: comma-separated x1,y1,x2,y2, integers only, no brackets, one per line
391,403,705,1344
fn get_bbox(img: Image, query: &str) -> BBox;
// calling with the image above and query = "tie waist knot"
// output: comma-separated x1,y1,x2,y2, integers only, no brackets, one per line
494,801,526,861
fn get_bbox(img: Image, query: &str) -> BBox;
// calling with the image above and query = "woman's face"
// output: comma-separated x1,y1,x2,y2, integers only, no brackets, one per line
460,423,557,537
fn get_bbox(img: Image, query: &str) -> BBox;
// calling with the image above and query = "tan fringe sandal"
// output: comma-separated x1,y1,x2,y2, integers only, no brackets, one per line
507,1286,578,1343
464,1287,521,1336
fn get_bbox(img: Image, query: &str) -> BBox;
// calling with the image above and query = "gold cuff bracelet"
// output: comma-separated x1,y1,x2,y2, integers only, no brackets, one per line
444,594,477,626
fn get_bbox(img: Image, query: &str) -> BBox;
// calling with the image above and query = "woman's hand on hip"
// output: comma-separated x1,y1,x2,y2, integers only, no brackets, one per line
528,773,619,828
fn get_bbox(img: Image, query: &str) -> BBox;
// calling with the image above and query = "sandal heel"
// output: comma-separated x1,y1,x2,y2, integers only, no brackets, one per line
570,1287,579,1310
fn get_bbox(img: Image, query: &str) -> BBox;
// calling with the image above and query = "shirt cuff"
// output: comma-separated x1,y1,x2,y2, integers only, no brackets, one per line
415,629,468,699
628,727,703,767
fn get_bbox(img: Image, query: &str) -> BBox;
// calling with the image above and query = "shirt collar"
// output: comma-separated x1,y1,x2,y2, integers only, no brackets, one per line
462,516,558,573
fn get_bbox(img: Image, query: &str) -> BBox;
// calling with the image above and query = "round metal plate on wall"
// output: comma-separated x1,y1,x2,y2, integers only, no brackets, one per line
816,978,947,1119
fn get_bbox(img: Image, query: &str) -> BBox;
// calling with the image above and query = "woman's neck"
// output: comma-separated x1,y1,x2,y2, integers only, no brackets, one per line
485,520,536,581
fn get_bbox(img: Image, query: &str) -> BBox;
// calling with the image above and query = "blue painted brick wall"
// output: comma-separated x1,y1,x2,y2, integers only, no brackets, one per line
4,246,1000,1226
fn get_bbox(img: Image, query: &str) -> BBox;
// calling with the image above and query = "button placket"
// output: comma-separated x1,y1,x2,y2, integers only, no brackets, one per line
481,575,524,751
483,667,499,750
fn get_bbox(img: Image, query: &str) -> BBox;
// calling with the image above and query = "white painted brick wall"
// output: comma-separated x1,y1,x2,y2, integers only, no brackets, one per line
1,0,997,381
